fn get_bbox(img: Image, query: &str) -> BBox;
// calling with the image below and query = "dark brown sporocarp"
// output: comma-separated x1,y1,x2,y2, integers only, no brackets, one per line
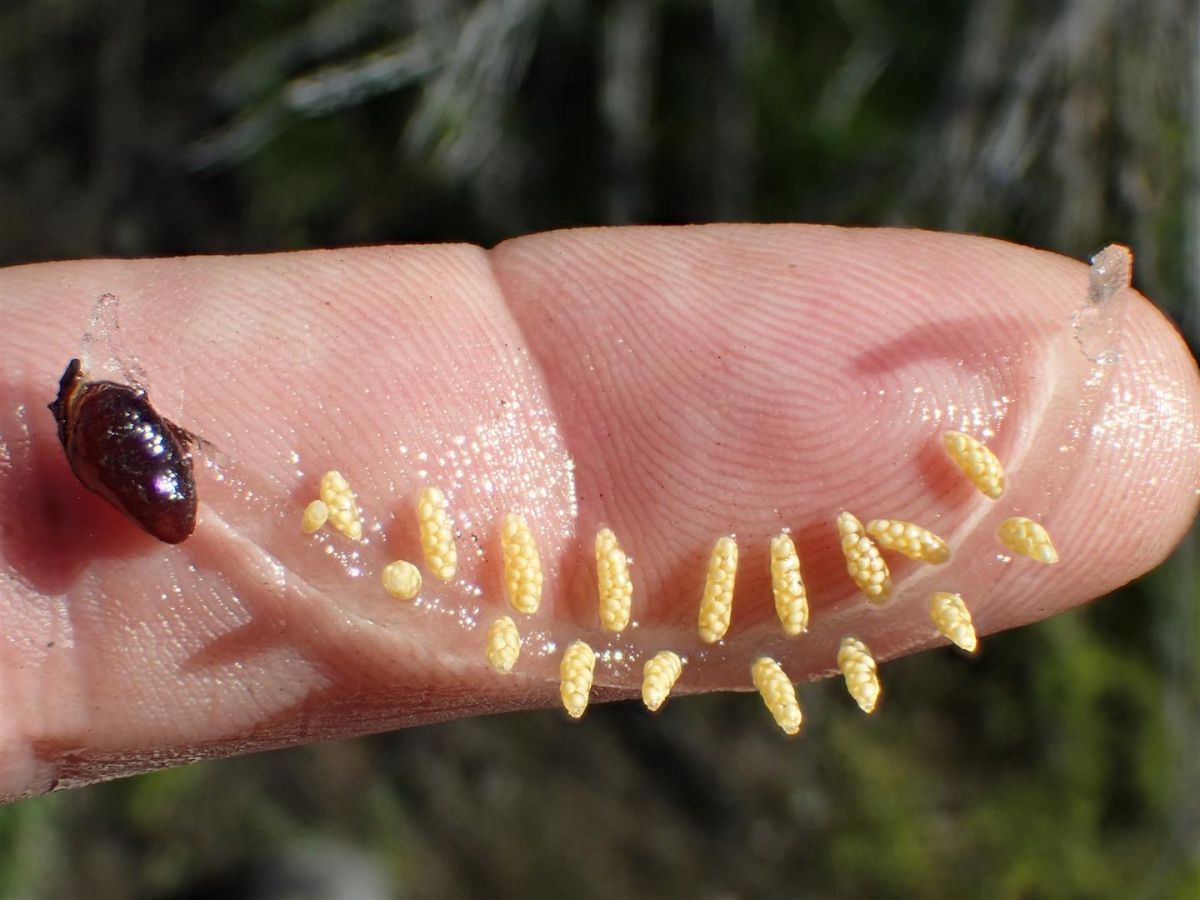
49,358,197,544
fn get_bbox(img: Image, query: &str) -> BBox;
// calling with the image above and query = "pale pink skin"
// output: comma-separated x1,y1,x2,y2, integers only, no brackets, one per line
2,225,1197,802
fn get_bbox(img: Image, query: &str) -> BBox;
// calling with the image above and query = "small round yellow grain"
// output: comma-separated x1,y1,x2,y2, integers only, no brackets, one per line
381,559,422,600
301,499,329,534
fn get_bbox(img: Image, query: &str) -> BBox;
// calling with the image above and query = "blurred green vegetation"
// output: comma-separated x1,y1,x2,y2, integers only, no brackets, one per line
2,0,1197,897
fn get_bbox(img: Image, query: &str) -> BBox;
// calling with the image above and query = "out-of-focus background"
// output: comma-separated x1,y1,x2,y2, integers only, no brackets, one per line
2,0,1197,897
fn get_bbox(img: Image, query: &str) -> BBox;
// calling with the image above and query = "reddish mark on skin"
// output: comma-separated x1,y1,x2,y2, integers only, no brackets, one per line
48,358,198,545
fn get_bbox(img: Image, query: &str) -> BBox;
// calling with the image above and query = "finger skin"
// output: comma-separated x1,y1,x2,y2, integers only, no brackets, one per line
1,225,1196,800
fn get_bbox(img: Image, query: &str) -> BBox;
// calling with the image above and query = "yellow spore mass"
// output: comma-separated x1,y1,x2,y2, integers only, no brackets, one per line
866,518,951,564
751,657,802,736
943,430,1006,499
929,592,978,653
770,532,809,636
641,650,683,712
301,499,329,534
560,640,596,719
837,512,892,603
997,516,1059,564
417,486,457,581
596,527,633,632
381,559,422,600
697,535,738,643
319,470,363,541
485,615,521,674
837,636,881,714
501,512,544,614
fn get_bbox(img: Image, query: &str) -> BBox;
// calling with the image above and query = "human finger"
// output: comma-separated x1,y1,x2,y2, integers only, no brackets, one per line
2,224,1196,800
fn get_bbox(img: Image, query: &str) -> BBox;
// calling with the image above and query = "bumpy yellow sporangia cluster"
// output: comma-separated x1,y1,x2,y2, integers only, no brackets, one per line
417,486,458,582
770,532,809,636
641,650,683,712
997,516,1059,564
751,657,802,735
837,512,892,603
319,470,363,540
381,559,422,600
697,535,738,643
596,527,633,632
501,512,544,614
866,518,951,564
560,640,596,719
301,499,329,534
485,615,521,674
929,592,978,653
943,430,1006,499
837,637,881,714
